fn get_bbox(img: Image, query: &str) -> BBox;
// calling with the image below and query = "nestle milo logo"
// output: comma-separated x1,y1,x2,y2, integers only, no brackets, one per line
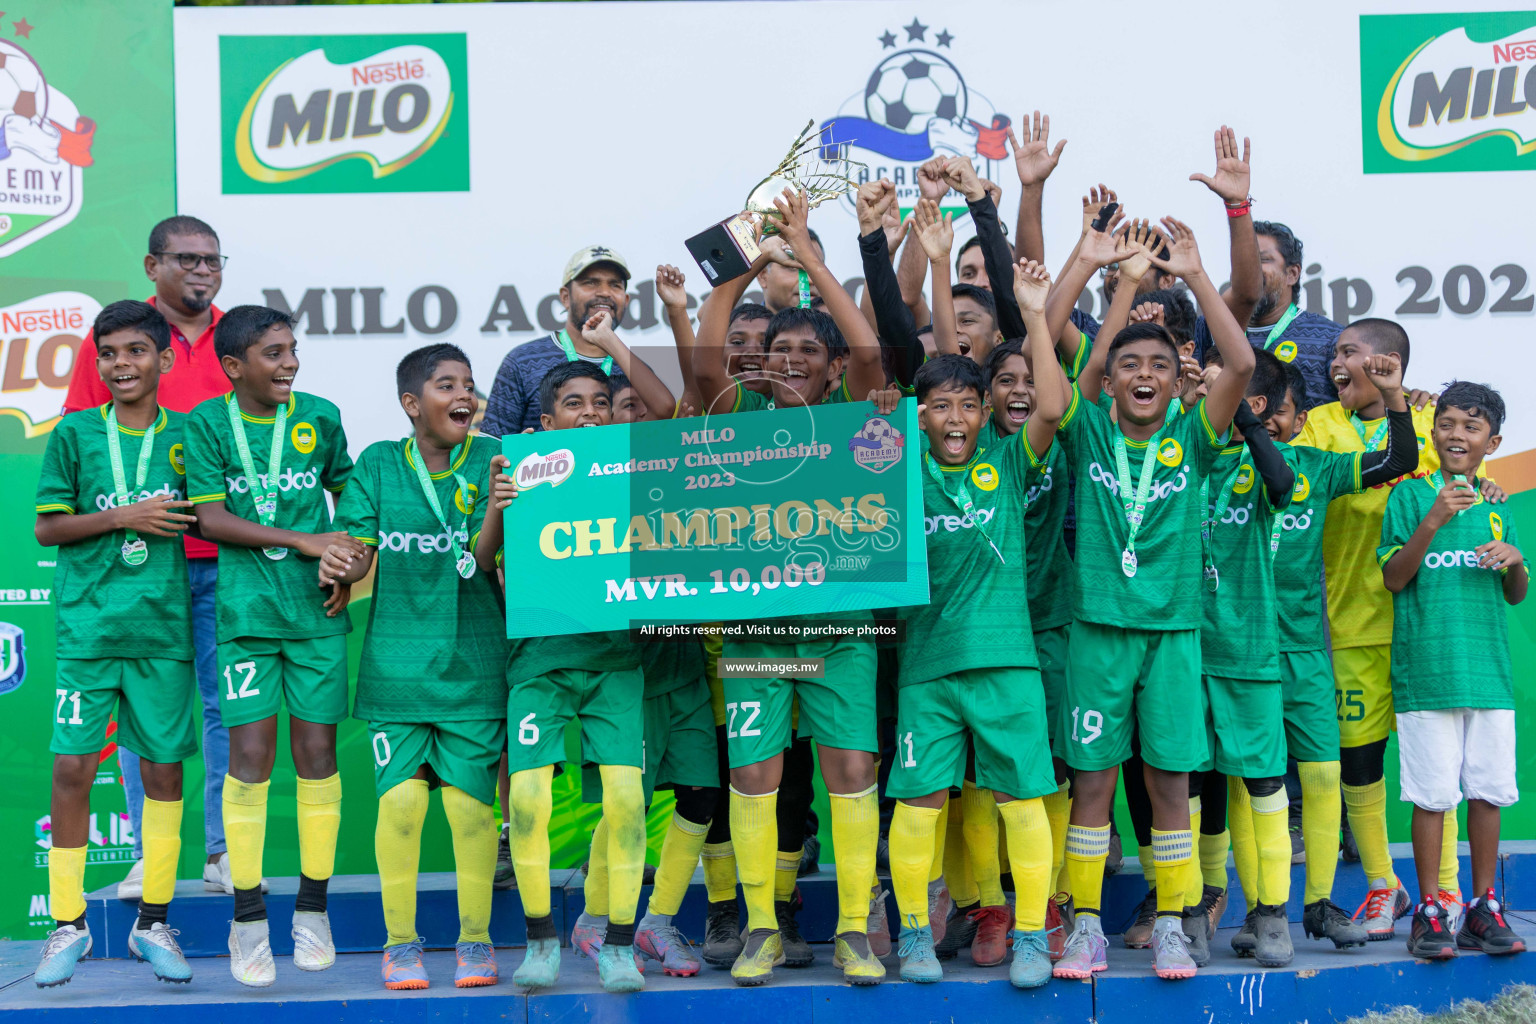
1363,12,1536,173
221,33,468,194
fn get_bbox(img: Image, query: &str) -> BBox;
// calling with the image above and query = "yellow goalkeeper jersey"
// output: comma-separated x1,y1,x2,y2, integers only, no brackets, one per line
1295,400,1437,649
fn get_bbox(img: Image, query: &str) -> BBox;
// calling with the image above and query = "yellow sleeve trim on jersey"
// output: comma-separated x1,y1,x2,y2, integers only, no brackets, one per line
1349,451,1364,493
1195,399,1230,448
325,484,346,493
35,502,74,514
1020,429,1052,469
189,492,227,505
1377,544,1403,569
1058,385,1083,431
1063,331,1091,382
357,536,378,547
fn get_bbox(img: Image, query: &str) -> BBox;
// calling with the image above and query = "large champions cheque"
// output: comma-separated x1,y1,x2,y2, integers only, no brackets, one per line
499,401,928,637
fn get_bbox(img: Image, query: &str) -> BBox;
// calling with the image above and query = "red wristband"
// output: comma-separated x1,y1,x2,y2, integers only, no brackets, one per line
1225,196,1254,218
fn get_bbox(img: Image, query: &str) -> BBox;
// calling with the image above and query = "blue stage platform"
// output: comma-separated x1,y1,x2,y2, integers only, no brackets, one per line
1,843,1532,1023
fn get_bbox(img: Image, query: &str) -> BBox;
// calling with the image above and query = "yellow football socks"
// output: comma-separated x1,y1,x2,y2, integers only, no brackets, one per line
1043,781,1071,899
944,800,977,905
961,782,1005,907
890,801,940,928
1341,778,1397,889
774,850,800,902
141,797,183,906
701,841,738,903
1065,823,1111,916
1228,778,1259,910
1251,788,1291,907
295,773,342,882
48,844,87,923
509,765,554,918
1149,827,1191,915
931,799,949,883
1137,841,1157,880
1440,810,1460,895
585,816,611,917
730,787,778,931
598,765,645,929
1200,829,1231,891
999,798,1051,931
829,785,879,934
1183,796,1204,908
376,778,429,946
1298,760,1342,905
649,811,710,918
442,786,495,944
222,775,270,891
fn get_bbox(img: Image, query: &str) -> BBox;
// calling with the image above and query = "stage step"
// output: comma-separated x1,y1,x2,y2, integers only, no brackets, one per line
80,843,1533,960
4,921,1535,1024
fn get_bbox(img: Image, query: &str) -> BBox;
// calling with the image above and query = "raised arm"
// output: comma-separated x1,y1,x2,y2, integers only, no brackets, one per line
1008,110,1066,266
1232,401,1294,508
693,239,772,414
656,264,700,414
912,199,959,357
1148,217,1253,438
943,156,1026,341
1189,126,1260,325
1358,353,1419,486
773,188,885,398
856,179,926,386
1045,188,1118,364
581,310,676,420
1016,260,1065,458
1062,210,1138,405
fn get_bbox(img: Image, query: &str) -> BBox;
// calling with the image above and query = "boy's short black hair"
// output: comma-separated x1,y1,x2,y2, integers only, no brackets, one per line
214,305,295,363
1343,317,1411,370
396,343,471,400
954,235,1014,277
1437,380,1505,436
729,302,772,327
1136,288,1198,345
951,283,997,323
984,340,1026,385
148,215,219,255
914,353,987,404
1247,349,1288,417
1253,220,1303,274
609,370,633,394
1277,361,1307,415
538,360,611,416
764,307,847,360
93,300,171,352
1105,322,1180,365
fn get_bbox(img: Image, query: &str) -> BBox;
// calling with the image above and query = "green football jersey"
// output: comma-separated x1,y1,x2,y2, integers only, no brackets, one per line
35,406,193,661
509,630,640,683
1273,444,1363,652
899,430,1044,687
184,392,353,643
1378,476,1523,711
980,418,1075,631
1198,443,1292,679
640,638,707,698
1056,385,1227,630
334,435,507,722
725,376,853,413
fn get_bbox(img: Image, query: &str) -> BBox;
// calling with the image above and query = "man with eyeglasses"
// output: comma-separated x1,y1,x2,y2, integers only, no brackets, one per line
61,215,262,902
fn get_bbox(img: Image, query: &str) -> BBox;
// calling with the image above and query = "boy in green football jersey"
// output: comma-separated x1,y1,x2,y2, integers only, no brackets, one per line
34,301,199,989
887,259,1065,989
1044,213,1255,982
1380,382,1527,961
692,187,890,987
1243,360,1414,956
317,343,507,991
475,358,649,995
184,305,360,987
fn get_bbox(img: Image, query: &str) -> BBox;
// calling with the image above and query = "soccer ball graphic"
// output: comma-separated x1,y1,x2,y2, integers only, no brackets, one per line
0,41,46,125
864,50,966,133
858,415,898,444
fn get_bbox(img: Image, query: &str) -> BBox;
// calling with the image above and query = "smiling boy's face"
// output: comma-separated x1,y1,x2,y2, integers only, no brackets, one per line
725,316,771,395
988,352,1033,437
1328,327,1382,412
96,328,173,405
766,324,840,408
921,382,989,466
1433,404,1501,476
541,376,612,431
403,358,476,447
224,323,299,408
1105,337,1179,426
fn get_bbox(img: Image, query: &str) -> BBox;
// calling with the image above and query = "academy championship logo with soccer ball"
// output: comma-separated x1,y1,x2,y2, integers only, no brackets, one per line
819,18,1009,217
0,36,96,258
848,412,905,473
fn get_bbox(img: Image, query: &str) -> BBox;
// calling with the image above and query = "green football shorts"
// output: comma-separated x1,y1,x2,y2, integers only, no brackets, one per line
583,676,718,805
1062,621,1210,772
368,719,507,805
1280,649,1340,763
507,665,644,773
887,668,1056,801
1206,674,1287,778
721,639,877,769
51,657,198,764
1034,624,1071,759
216,634,349,729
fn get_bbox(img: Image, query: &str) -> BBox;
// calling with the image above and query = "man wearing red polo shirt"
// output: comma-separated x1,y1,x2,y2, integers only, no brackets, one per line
62,215,262,898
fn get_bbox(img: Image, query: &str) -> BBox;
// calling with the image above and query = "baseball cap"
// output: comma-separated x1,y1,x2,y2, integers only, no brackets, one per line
561,245,630,287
